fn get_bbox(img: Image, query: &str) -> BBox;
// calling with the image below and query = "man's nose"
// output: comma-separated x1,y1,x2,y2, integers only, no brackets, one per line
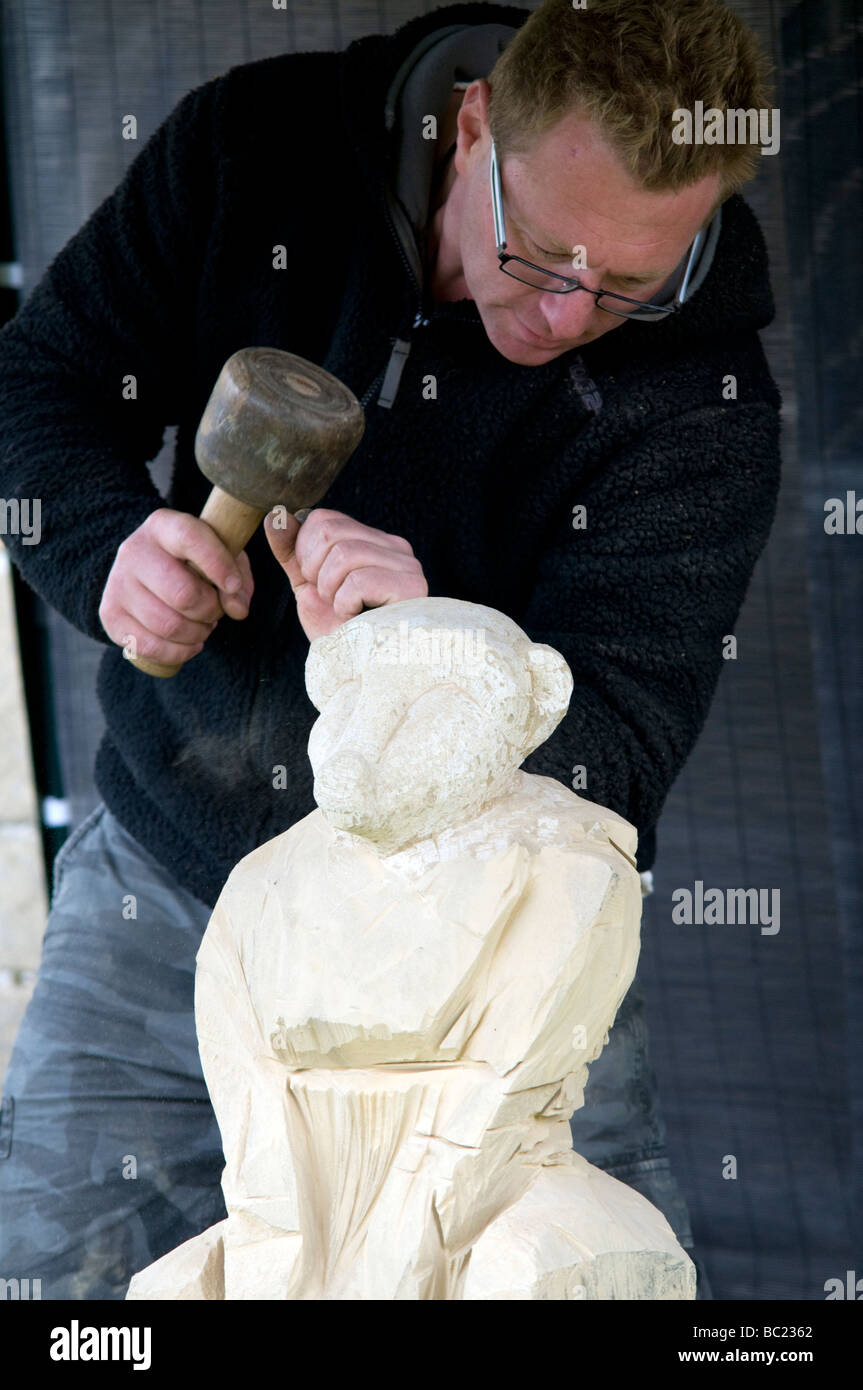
535,283,601,338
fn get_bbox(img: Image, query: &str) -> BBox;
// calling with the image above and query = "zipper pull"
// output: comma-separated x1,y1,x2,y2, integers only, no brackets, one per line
370,311,430,411
377,337,413,410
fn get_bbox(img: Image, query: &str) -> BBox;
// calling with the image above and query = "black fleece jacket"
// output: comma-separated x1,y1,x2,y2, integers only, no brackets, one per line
0,3,782,907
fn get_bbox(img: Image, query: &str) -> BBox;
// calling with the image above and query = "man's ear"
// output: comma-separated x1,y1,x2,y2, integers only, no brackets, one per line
456,79,489,168
521,644,573,759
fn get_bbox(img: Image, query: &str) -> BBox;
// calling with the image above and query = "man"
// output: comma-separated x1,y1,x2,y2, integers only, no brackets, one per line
0,0,780,1299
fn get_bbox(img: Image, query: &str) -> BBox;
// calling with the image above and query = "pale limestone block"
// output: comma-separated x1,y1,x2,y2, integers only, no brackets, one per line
0,545,41,827
127,598,694,1301
0,824,49,972
0,971,37,1086
0,545,48,1001
463,1154,695,1299
125,1220,227,1300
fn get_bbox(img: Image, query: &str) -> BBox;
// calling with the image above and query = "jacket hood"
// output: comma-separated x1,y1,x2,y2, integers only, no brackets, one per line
338,1,775,356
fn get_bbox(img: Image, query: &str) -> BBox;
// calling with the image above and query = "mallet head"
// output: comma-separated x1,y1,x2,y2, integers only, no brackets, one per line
195,347,365,512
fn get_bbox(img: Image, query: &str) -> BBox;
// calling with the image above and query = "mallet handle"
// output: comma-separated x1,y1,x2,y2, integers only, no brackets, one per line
127,486,266,679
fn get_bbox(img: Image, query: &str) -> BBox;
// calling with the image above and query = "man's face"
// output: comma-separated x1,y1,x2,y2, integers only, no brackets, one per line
435,81,721,363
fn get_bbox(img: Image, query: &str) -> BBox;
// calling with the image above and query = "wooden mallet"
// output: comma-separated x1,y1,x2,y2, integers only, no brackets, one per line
129,347,365,678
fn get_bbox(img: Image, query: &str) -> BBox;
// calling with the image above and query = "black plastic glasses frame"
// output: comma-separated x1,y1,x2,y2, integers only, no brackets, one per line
489,138,704,318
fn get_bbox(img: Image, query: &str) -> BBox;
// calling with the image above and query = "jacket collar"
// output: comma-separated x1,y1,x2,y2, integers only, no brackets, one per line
338,3,529,321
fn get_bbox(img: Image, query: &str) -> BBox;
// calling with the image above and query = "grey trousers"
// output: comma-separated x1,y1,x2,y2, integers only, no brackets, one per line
0,803,711,1299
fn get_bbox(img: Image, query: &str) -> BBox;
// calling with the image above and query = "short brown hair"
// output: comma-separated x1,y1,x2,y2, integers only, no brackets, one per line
487,0,775,211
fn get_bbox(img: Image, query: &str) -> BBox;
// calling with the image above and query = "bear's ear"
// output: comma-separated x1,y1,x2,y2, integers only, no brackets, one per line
521,644,573,758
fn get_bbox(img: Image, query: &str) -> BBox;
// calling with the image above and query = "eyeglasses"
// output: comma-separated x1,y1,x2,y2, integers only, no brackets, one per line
489,138,703,318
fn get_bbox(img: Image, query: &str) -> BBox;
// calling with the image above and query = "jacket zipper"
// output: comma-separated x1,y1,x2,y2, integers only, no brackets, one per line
384,192,422,310
358,198,427,410
359,366,387,410
360,196,478,409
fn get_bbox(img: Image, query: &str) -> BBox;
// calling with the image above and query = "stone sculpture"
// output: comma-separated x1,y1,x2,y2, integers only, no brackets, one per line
127,597,695,1300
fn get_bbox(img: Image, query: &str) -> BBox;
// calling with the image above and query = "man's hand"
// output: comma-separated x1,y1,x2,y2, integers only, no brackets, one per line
264,508,428,642
99,508,254,668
